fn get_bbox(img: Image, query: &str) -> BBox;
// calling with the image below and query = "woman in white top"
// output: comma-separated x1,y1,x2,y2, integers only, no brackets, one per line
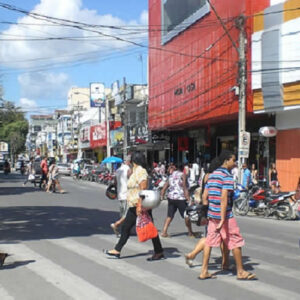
160,164,194,238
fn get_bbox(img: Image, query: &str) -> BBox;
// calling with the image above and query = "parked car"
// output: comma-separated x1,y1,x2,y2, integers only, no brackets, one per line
57,163,72,176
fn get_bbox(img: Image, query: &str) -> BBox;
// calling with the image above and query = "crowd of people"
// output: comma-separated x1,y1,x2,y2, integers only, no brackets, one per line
103,150,261,280
23,155,65,194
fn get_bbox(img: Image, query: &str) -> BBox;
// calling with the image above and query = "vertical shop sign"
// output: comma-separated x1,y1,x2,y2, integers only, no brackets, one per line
90,83,105,107
90,124,107,149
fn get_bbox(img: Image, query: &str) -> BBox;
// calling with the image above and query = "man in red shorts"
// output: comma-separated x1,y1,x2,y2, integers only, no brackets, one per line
199,150,256,280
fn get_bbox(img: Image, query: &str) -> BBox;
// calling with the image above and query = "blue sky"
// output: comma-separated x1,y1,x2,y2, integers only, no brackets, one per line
0,0,148,114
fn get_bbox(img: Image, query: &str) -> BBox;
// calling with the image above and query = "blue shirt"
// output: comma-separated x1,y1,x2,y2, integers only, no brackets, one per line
206,167,234,219
242,168,251,188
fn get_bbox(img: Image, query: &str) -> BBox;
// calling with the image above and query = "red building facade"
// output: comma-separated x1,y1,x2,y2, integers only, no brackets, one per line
148,0,270,130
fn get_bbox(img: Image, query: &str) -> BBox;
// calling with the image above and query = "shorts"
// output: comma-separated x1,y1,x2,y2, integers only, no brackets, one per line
205,217,245,250
119,200,128,218
167,198,187,219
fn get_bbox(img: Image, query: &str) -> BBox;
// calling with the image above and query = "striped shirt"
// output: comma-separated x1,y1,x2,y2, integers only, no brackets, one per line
206,167,234,219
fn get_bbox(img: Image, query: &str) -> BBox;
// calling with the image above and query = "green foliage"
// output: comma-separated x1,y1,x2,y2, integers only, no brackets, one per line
0,100,28,155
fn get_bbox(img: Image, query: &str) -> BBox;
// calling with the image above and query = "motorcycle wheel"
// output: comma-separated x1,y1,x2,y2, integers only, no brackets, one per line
233,195,249,216
276,202,292,220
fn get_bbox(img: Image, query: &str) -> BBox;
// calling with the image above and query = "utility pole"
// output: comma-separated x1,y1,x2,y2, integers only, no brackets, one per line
122,77,128,158
236,15,247,183
207,1,247,183
105,95,111,157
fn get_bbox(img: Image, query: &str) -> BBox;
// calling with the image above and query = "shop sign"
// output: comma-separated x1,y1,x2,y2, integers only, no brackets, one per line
178,137,189,151
110,127,124,147
90,83,106,108
174,82,195,96
129,123,149,144
80,127,90,142
239,131,251,158
0,141,9,153
259,126,277,138
152,132,170,144
90,123,107,149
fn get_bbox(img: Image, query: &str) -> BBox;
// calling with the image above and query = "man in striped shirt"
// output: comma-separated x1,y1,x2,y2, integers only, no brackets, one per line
199,150,256,281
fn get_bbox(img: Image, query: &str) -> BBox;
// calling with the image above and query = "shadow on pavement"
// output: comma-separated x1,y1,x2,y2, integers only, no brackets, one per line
121,247,181,260
0,186,41,196
0,206,120,243
2,260,36,270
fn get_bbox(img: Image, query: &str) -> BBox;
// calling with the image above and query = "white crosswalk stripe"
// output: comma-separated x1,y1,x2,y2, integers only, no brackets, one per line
0,285,14,300
1,243,115,300
1,232,299,300
97,234,300,300
48,238,215,300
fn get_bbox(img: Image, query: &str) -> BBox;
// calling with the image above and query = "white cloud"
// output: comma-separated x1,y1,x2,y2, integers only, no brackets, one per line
19,98,38,110
0,0,148,69
18,71,71,100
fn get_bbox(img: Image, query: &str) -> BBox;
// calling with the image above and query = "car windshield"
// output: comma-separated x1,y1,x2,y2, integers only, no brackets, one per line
57,163,69,167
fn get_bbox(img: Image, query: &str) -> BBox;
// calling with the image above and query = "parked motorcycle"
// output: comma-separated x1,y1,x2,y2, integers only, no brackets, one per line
233,183,296,219
151,174,168,191
232,184,250,216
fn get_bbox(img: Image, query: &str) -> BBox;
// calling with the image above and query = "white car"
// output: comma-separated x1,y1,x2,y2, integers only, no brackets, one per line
57,163,72,176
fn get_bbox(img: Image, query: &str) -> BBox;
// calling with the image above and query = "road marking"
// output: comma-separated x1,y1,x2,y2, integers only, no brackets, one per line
243,232,298,249
97,234,300,300
1,243,115,300
49,238,215,300
0,285,14,300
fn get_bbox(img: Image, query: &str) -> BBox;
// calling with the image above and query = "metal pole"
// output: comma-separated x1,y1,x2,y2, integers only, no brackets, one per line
106,97,110,157
123,78,127,158
236,15,247,184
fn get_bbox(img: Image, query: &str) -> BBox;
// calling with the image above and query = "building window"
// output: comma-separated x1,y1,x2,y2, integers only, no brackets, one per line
161,0,210,44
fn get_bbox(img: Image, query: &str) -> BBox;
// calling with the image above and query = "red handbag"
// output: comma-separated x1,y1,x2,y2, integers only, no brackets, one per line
136,210,158,242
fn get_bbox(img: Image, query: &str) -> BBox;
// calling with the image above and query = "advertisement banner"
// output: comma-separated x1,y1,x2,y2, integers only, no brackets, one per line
90,123,107,149
178,137,189,151
0,141,9,152
90,83,105,107
79,126,90,149
129,123,149,144
110,127,124,147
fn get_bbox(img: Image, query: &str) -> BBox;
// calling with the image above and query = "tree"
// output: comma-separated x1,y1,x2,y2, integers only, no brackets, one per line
0,100,29,158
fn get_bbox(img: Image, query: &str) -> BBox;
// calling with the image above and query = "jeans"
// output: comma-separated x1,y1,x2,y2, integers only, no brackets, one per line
115,207,163,254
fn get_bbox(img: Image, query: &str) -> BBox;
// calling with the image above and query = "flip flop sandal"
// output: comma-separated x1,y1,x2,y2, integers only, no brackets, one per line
160,233,170,238
237,272,257,281
198,274,217,280
184,254,194,267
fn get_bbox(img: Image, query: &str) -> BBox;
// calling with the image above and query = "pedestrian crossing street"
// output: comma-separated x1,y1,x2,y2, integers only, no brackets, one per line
0,229,300,300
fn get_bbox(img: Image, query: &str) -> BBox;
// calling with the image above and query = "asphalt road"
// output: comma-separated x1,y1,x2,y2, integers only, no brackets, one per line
0,172,300,300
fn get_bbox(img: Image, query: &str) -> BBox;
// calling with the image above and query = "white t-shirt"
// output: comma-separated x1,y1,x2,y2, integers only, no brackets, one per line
231,167,239,182
116,164,130,201
192,163,200,176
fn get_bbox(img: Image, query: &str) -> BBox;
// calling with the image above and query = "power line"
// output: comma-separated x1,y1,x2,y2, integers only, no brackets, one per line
0,2,235,61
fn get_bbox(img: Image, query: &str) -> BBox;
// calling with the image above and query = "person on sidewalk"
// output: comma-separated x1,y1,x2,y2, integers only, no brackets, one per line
110,156,132,237
160,164,194,238
104,151,164,261
199,150,256,280
242,163,252,189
